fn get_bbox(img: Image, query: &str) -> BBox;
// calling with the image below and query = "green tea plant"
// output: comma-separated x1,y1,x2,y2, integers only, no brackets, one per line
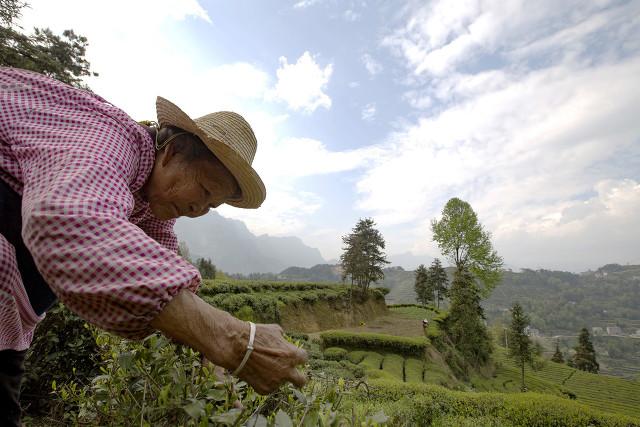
22,305,100,416
320,331,428,357
53,331,387,426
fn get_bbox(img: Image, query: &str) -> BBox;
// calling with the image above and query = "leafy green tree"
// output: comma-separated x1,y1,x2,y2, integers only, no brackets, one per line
340,218,390,292
0,0,97,88
507,303,533,391
196,257,216,280
572,328,599,373
431,198,503,294
414,264,432,306
447,268,492,369
428,258,448,309
551,341,564,363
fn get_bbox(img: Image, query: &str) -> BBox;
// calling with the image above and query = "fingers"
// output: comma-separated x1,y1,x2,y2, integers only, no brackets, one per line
295,347,308,364
288,368,307,389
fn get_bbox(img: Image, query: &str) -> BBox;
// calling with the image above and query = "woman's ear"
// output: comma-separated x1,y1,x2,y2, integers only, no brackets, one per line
160,140,179,167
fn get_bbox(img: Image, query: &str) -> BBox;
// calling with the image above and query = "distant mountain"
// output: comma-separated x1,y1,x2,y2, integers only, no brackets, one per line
327,252,432,271
279,264,342,282
387,252,434,271
174,212,325,274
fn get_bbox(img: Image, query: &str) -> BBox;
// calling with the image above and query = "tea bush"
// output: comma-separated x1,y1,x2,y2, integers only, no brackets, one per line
346,350,368,364
324,347,348,361
53,331,387,426
320,331,428,357
358,380,640,427
21,305,99,416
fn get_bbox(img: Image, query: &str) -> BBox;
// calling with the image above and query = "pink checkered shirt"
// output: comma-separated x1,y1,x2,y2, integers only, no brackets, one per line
0,67,201,350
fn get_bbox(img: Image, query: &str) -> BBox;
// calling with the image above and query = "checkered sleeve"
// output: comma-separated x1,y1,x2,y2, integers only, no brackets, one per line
12,106,201,339
138,217,179,254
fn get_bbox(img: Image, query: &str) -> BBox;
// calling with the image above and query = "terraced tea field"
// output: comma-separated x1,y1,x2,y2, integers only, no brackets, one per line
473,346,640,418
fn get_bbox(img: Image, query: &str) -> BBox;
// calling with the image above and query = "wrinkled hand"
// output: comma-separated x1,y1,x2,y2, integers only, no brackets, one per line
151,290,308,395
234,323,307,394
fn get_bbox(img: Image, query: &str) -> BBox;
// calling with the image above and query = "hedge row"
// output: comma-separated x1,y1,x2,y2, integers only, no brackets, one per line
199,279,342,296
202,288,352,323
357,380,640,427
320,331,429,357
387,303,437,310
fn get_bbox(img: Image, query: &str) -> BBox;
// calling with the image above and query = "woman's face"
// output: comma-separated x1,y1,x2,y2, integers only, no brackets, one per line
143,136,240,221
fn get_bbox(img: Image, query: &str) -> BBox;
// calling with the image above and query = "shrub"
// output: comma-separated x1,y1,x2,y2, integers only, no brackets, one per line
21,305,99,416
308,359,365,380
54,332,384,426
320,331,428,357
324,347,348,361
346,350,368,364
234,305,255,321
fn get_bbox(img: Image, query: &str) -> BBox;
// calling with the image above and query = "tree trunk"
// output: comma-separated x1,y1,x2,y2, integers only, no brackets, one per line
521,360,526,392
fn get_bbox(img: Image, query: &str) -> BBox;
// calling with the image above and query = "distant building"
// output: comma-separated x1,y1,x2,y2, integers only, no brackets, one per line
606,326,623,336
524,326,540,337
631,329,640,338
592,327,604,336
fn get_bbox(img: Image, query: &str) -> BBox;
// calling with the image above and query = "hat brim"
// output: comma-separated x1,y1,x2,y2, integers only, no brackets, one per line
156,96,266,209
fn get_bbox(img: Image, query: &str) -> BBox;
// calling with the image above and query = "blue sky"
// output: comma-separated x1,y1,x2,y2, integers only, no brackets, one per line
20,0,640,271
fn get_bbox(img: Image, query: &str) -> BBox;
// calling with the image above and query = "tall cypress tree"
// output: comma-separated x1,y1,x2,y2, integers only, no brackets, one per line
414,264,431,306
340,218,389,292
572,328,599,373
447,268,491,369
507,303,533,391
551,341,564,363
428,258,448,309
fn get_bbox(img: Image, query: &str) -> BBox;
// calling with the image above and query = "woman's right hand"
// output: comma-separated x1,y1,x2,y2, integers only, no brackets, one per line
151,290,308,394
232,323,308,394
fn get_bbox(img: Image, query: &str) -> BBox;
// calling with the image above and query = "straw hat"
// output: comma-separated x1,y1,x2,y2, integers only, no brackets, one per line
156,96,266,209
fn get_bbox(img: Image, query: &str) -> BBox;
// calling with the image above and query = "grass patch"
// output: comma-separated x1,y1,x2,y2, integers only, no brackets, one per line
404,358,424,383
360,351,384,371
381,354,405,381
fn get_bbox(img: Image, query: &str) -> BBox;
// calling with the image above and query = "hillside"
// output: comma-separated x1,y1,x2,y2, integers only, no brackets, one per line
29,279,640,425
314,304,640,422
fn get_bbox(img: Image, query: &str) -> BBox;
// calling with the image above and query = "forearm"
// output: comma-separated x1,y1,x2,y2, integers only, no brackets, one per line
151,289,247,369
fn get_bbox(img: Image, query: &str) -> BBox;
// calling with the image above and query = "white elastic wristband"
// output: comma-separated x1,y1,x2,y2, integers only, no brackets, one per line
232,321,255,376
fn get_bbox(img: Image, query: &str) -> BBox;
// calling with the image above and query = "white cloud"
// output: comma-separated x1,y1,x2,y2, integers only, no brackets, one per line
218,187,323,236
361,103,376,121
293,0,323,9
361,0,640,270
356,56,640,269
268,51,333,114
344,10,360,22
383,0,639,77
495,179,640,271
15,0,349,243
362,53,383,76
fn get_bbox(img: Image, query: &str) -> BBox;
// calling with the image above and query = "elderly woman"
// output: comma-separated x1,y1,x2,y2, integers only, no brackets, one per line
0,67,306,425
